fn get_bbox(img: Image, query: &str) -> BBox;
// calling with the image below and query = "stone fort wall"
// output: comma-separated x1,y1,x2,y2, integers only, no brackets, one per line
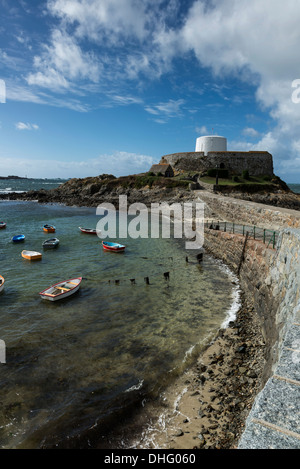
160,151,274,176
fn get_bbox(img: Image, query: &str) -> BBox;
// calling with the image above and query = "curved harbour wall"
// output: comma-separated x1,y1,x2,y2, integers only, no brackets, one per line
201,192,300,448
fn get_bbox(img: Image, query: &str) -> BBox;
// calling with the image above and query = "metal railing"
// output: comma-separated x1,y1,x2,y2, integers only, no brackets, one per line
205,220,279,249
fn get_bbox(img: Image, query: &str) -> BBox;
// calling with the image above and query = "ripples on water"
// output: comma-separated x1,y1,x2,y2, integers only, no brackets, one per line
0,201,239,448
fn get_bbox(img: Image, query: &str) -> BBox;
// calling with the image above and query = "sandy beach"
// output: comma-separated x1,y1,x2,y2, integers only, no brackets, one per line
135,292,265,450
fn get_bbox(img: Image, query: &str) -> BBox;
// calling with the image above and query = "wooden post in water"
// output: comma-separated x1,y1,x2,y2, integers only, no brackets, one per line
237,231,249,275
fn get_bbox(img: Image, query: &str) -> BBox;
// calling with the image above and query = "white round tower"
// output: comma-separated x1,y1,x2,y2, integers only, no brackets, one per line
195,135,227,155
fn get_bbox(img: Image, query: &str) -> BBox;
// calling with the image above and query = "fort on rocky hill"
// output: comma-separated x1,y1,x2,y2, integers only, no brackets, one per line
158,135,274,177
160,150,274,177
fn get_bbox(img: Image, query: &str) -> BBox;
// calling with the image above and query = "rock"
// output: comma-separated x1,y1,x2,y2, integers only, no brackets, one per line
174,429,184,437
236,345,247,354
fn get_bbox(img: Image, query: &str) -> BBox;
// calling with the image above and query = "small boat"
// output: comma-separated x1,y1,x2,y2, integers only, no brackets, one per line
12,234,25,243
39,277,82,301
102,241,126,252
43,224,56,233
22,250,42,261
43,238,59,249
79,227,98,235
0,222,6,229
0,275,4,293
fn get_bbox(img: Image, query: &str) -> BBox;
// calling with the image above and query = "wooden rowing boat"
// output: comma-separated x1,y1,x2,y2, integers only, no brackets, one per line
102,241,126,252
22,250,42,261
39,277,82,301
79,227,98,235
43,238,59,249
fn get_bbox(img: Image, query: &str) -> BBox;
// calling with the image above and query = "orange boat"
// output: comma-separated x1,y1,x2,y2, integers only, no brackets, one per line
22,250,42,261
43,224,55,233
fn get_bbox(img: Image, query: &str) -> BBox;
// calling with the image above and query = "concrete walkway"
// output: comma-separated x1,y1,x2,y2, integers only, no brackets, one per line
238,312,300,449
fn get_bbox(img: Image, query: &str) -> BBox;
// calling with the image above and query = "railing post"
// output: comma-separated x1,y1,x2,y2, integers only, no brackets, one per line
253,226,256,240
263,229,266,244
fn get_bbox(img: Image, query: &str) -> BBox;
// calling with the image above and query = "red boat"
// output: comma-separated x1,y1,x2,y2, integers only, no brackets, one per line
79,227,98,235
0,222,6,229
102,241,125,252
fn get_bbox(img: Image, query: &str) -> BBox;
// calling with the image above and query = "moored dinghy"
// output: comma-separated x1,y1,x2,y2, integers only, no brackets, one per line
39,277,82,301
43,238,59,249
0,222,6,229
102,241,126,252
43,224,56,233
12,234,25,243
79,227,99,235
22,250,42,261
0,275,4,293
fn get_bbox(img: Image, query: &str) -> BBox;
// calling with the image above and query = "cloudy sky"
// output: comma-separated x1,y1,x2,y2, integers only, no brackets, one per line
1,0,300,181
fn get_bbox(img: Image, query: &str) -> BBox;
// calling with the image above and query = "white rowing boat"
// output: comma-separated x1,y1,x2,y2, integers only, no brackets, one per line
22,250,42,261
39,277,82,301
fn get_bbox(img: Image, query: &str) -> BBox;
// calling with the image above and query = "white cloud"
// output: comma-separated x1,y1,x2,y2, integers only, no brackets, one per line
27,28,100,91
26,0,180,93
15,122,39,131
196,125,209,135
47,0,157,43
0,151,155,179
145,99,185,119
110,95,143,106
242,127,260,138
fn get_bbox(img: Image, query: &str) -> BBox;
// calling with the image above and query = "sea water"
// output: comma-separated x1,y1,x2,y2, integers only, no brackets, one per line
288,183,300,194
0,198,239,449
0,178,65,194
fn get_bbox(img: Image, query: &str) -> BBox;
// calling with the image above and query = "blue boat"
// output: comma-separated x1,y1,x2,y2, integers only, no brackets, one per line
102,241,125,252
12,234,25,243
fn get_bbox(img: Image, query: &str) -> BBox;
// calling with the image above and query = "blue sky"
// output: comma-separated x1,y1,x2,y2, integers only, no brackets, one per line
1,0,300,182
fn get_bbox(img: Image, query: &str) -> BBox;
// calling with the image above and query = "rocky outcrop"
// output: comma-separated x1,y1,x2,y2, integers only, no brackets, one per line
0,174,194,207
1,173,300,213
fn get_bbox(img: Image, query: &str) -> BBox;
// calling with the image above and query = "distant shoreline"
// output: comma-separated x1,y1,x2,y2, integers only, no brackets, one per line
0,176,31,180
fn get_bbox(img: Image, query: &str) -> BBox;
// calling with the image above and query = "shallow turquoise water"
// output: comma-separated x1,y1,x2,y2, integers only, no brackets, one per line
0,200,238,448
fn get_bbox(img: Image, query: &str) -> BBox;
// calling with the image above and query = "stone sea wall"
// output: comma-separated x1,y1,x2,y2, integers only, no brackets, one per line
202,195,300,449
199,191,300,230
